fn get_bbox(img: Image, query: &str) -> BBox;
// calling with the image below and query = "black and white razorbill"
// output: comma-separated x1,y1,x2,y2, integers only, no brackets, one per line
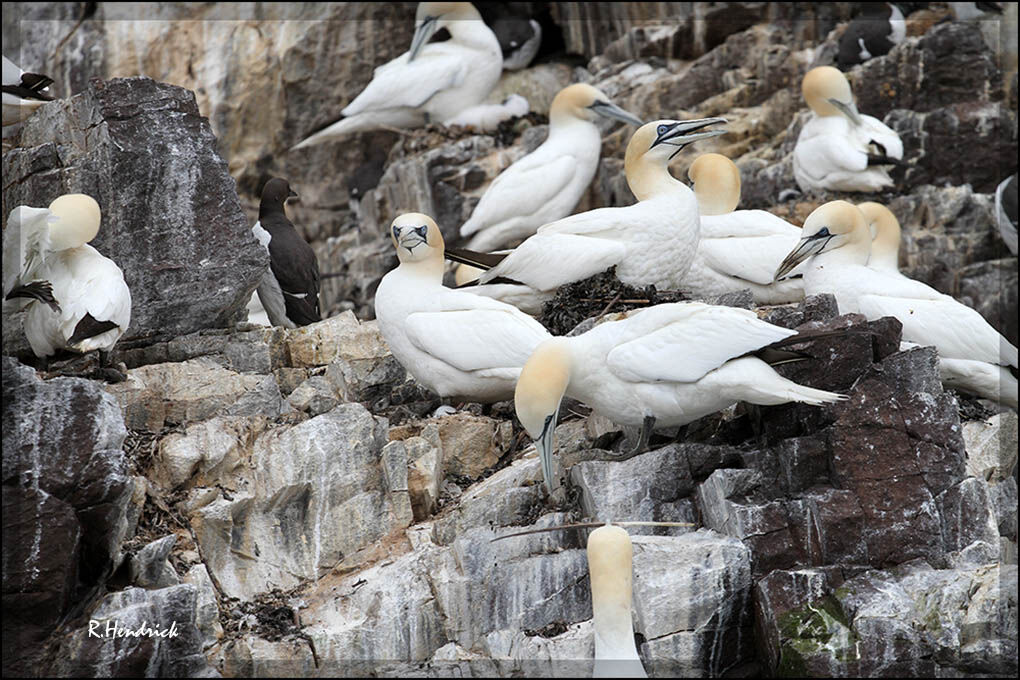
837,3,907,69
2,55,55,126
476,2,543,71
251,178,321,328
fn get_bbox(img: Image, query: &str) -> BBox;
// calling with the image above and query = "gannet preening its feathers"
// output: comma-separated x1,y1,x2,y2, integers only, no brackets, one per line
995,173,1018,256
374,212,551,402
444,93,529,131
2,55,55,126
291,2,502,148
837,3,907,69
515,302,847,492
458,83,643,252
3,194,131,360
793,66,904,194
857,201,902,272
447,118,727,314
775,201,1019,409
252,178,320,328
684,153,805,304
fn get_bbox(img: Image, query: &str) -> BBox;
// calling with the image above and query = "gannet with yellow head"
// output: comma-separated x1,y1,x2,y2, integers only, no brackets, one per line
515,301,847,492
2,55,55,126
683,153,805,304
447,118,727,314
793,66,904,193
3,193,132,359
857,201,902,272
775,200,1018,408
374,212,551,402
587,524,646,678
292,2,502,148
459,83,644,251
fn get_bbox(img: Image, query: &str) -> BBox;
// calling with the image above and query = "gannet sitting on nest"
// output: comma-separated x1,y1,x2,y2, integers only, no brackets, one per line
375,212,551,402
291,2,502,148
458,83,643,252
515,301,847,491
793,66,904,194
684,153,805,304
3,194,131,371
776,200,1018,409
2,55,55,126
447,118,727,315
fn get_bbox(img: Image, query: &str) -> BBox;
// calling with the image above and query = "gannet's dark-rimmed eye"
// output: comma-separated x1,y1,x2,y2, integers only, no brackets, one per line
415,225,428,239
817,227,831,238
392,225,399,238
657,124,670,136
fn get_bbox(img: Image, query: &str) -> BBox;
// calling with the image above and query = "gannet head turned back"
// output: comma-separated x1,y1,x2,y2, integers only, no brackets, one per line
857,201,901,271
802,65,861,125
688,153,741,215
47,193,102,251
624,118,727,201
775,200,871,279
410,2,488,60
514,338,571,492
548,83,643,129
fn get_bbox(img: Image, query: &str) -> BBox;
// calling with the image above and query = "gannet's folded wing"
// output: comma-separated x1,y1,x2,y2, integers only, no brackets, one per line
607,303,796,383
343,49,468,116
480,232,627,291
858,293,1018,368
698,211,802,286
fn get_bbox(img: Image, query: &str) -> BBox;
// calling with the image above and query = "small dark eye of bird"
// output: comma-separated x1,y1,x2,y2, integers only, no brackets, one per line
392,225,399,237
817,227,831,237
657,124,670,136
415,225,428,238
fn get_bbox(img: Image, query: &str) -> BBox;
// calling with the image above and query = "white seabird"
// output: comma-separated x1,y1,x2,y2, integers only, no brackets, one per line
444,93,529,131
251,177,321,328
775,200,1019,409
291,2,502,148
837,2,907,70
458,83,644,252
857,200,903,272
588,524,646,679
447,118,727,315
3,193,131,361
374,212,551,402
2,55,55,126
684,153,805,304
995,172,1018,256
793,66,904,194
515,302,847,491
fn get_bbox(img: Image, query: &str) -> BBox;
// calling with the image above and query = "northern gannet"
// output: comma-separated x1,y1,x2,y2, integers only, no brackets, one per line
477,2,543,71
858,201,902,272
837,3,907,69
793,66,904,194
291,2,502,148
515,301,847,491
588,524,646,678
3,194,131,361
684,153,805,304
2,55,55,126
251,178,320,328
995,173,1018,256
444,93,529,131
448,118,727,315
775,201,1019,409
458,83,643,252
374,212,551,402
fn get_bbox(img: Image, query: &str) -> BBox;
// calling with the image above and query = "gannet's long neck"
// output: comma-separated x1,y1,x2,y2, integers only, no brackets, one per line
626,155,689,202
446,13,501,54
398,254,445,283
869,225,900,271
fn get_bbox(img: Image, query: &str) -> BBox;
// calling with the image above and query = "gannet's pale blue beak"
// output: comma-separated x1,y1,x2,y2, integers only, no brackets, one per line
409,15,439,61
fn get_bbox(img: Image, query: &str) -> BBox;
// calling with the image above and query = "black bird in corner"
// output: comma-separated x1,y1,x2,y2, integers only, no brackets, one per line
837,2,908,70
251,177,320,328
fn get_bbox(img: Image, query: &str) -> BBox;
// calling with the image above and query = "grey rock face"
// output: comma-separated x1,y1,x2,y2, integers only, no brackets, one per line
2,357,133,675
1,76,266,353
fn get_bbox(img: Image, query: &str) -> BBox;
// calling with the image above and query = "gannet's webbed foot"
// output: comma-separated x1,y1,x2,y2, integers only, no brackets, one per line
631,415,656,455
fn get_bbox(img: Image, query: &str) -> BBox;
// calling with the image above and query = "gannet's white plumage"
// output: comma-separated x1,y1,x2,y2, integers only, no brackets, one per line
375,212,551,402
459,83,643,252
3,194,131,357
684,153,805,304
995,173,1018,256
793,66,903,193
775,201,1019,408
444,93,529,131
588,525,646,679
455,118,727,314
515,302,847,491
291,2,502,148
858,201,903,273
3,55,55,126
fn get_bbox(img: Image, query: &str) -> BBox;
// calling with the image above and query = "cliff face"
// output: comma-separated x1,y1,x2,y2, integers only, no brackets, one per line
2,2,1017,677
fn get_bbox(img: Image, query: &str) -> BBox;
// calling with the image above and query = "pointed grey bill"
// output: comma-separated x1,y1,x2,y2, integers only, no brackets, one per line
652,117,729,159
588,100,644,127
409,15,439,61
774,235,832,281
827,97,862,126
537,408,560,493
